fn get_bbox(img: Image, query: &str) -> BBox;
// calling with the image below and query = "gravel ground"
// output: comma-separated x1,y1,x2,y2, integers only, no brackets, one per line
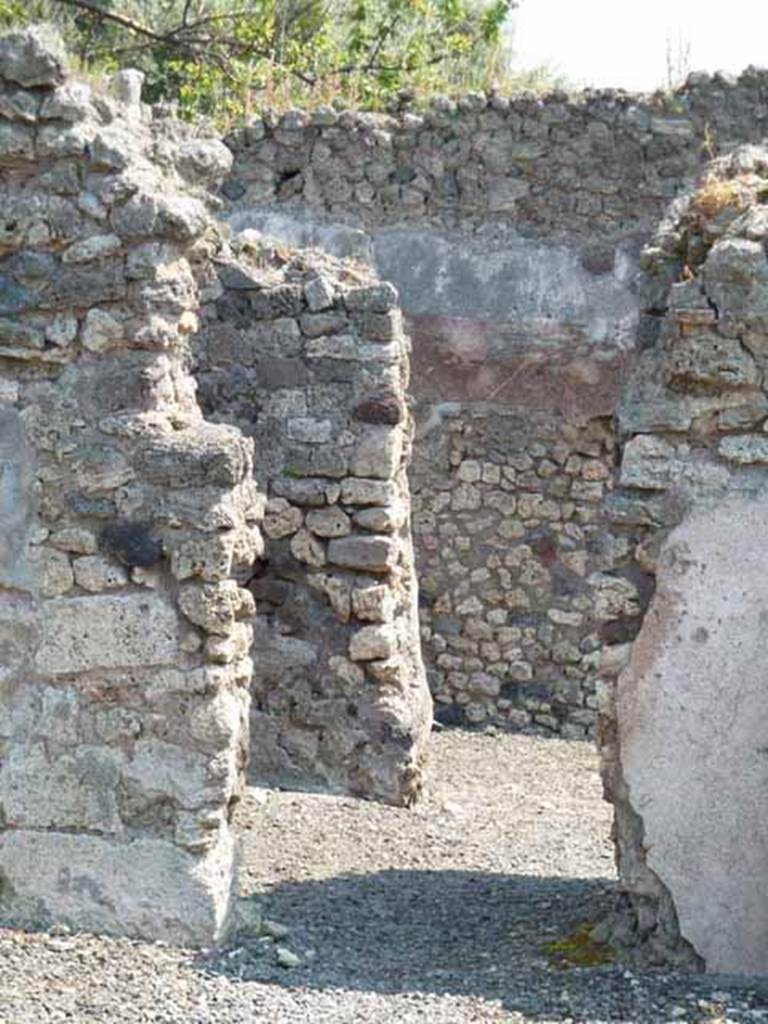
2,730,767,1023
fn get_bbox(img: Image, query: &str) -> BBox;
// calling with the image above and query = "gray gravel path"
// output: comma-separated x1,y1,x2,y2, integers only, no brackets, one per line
2,730,767,1023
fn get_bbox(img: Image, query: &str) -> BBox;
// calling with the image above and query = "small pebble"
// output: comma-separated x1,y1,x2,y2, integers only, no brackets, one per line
275,945,301,968
261,919,290,940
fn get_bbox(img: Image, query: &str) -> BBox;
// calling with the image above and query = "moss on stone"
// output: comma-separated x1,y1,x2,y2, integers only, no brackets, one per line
542,922,615,970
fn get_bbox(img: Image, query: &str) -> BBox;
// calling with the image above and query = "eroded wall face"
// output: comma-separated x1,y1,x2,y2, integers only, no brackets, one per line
0,28,262,945
595,145,768,972
193,243,432,805
0,407,33,589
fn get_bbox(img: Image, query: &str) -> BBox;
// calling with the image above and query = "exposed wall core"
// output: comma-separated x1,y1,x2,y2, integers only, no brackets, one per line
0,26,266,944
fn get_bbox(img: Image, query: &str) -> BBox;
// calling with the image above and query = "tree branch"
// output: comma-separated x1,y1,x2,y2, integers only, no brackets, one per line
51,0,166,44
165,7,254,36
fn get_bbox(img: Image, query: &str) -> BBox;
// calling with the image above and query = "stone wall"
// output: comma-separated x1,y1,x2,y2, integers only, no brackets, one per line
0,25,432,949
0,28,263,944
596,144,768,974
220,84,768,972
222,73,768,239
411,407,616,736
193,238,431,803
5,21,768,971
211,92,655,733
218,71,768,735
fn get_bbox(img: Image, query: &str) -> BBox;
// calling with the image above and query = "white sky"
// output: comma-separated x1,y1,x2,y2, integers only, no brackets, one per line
510,0,768,92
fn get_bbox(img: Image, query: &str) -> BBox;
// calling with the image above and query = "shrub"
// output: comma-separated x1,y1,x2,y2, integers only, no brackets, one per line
0,0,551,123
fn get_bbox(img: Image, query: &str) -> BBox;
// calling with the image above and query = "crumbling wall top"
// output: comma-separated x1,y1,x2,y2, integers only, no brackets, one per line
222,72,768,240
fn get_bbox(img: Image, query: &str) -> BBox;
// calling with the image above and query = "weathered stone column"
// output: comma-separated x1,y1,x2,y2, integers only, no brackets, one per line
597,144,768,973
0,28,262,944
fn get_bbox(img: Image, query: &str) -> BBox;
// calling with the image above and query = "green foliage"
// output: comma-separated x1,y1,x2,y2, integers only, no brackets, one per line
0,0,534,122
0,0,49,27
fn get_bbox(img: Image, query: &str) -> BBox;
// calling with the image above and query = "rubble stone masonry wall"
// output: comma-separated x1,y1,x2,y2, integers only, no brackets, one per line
192,240,432,803
221,73,768,238
5,22,768,971
595,144,768,973
0,26,431,946
0,27,263,944
410,407,619,736
222,72,768,733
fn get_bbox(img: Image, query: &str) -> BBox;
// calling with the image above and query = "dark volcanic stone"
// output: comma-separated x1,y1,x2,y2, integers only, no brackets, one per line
353,391,403,425
101,521,163,567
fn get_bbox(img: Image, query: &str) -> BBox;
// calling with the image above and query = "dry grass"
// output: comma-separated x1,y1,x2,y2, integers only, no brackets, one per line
248,62,563,116
690,174,751,219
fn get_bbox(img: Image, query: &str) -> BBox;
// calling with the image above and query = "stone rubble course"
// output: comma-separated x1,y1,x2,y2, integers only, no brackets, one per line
221,75,768,239
193,238,432,805
0,27,262,945
411,408,617,737
595,143,768,973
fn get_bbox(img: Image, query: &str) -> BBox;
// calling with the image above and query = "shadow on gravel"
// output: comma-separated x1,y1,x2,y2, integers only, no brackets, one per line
193,870,664,1019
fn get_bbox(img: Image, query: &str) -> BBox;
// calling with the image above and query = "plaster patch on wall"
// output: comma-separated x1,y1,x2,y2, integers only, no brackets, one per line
227,207,373,262
225,206,640,350
618,496,768,974
373,228,639,345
